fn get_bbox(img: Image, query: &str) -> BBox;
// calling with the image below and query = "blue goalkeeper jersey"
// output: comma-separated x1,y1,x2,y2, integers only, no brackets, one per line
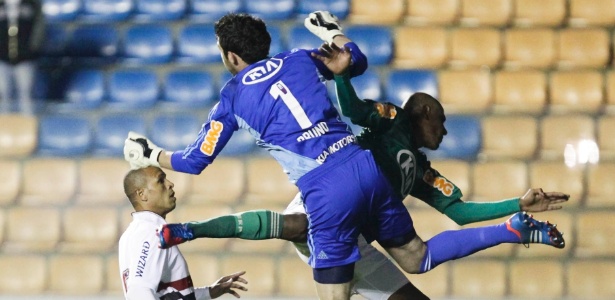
170,43,368,183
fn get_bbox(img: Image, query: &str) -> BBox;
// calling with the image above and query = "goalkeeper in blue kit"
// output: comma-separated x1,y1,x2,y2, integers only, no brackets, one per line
156,46,569,299
125,11,568,300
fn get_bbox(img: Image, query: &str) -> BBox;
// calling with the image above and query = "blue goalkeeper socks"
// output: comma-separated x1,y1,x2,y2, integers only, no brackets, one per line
419,223,519,273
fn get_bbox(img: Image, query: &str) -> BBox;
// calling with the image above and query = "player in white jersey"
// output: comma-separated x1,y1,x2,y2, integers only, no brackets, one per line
119,166,248,300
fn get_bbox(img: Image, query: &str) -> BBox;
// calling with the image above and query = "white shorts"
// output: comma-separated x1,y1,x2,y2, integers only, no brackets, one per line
285,193,409,300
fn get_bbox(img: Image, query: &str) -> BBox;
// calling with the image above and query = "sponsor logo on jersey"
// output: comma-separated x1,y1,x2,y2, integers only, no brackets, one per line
242,58,283,85
423,170,454,197
316,135,356,163
200,120,224,156
297,122,330,142
374,103,397,119
397,149,416,195
135,241,150,277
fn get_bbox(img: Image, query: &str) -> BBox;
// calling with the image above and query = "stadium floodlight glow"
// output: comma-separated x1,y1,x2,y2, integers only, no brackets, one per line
564,139,600,168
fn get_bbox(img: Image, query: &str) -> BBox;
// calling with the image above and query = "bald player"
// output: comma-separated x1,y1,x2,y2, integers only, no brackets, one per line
119,166,248,300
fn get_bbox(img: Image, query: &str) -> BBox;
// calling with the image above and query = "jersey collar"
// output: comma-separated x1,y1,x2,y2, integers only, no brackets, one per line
131,211,166,225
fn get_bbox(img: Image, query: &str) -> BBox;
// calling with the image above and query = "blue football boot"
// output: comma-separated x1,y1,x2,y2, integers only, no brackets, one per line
506,212,565,249
157,223,194,249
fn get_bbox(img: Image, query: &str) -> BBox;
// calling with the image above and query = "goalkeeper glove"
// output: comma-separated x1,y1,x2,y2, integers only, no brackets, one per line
304,10,344,45
124,131,162,169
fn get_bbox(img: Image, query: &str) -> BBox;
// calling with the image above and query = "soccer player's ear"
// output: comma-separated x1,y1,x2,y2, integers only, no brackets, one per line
226,51,242,67
422,105,431,119
135,188,146,202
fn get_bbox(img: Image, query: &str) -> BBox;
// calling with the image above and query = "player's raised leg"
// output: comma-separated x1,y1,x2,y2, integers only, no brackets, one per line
158,209,298,248
386,212,565,274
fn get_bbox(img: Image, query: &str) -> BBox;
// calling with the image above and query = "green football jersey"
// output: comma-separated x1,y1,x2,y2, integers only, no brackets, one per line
355,100,463,212
333,73,519,225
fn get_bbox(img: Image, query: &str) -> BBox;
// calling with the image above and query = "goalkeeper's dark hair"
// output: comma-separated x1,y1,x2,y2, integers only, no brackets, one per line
215,13,271,64
402,92,443,117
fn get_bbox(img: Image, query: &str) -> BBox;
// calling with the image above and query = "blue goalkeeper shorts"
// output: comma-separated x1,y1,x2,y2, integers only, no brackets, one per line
297,147,416,269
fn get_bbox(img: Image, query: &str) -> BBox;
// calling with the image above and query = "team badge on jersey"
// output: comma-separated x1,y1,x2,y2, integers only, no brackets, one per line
374,103,397,119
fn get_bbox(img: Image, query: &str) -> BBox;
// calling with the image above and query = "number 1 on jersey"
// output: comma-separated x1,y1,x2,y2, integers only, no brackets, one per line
269,80,313,129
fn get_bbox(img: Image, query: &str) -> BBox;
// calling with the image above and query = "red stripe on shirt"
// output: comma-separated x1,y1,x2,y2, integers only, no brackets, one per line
157,275,194,292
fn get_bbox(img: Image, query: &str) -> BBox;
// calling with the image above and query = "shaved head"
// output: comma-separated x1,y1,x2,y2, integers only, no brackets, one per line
402,92,443,117
401,92,447,150
123,166,177,217
124,168,148,206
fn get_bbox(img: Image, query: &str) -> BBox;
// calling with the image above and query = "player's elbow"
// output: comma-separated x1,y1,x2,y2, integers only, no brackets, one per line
442,209,471,226
187,168,203,175
176,167,202,175
172,160,207,175
441,202,472,226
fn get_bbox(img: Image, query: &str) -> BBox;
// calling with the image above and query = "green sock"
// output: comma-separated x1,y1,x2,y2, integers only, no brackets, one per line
186,210,284,240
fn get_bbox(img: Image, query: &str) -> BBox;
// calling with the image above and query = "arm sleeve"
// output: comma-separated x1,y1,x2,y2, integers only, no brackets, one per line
411,167,521,225
333,71,374,125
344,42,368,78
440,198,521,226
195,287,211,300
311,42,367,80
170,102,238,174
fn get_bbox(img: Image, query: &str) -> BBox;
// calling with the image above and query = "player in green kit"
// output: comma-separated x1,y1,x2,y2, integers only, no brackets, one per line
158,43,569,299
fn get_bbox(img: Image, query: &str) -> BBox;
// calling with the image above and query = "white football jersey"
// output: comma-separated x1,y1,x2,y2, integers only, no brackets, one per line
119,211,198,299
